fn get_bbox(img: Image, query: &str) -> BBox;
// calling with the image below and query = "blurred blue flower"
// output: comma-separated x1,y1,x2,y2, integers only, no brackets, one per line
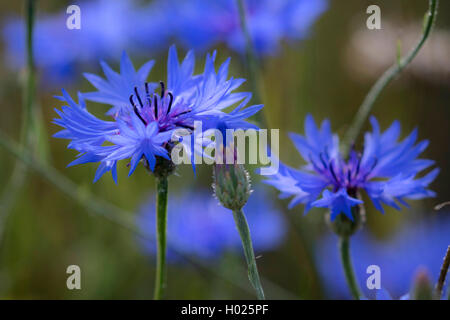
315,216,450,299
262,115,438,220
53,47,262,182
164,0,328,55
2,0,326,85
2,0,162,85
137,187,287,261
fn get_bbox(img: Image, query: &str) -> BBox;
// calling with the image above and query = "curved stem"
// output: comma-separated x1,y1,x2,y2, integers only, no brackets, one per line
436,245,450,299
0,131,299,299
342,0,439,155
154,176,168,300
232,208,265,300
339,236,361,300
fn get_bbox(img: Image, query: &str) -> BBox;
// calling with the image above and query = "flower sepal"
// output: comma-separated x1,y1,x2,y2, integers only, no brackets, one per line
326,192,366,238
144,153,177,179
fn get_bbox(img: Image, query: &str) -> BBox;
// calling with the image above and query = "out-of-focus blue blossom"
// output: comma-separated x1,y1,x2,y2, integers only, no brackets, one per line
53,47,263,182
2,0,160,85
315,216,450,299
137,187,287,261
164,0,328,55
262,115,438,220
2,0,327,85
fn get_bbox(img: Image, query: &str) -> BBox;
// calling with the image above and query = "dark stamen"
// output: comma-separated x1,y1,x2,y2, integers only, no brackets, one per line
134,87,144,108
362,158,378,180
319,152,328,169
329,162,340,185
160,81,165,98
166,92,173,115
176,123,194,130
174,109,191,117
130,95,147,125
309,154,322,173
369,158,378,172
145,82,151,103
354,156,361,178
154,96,158,119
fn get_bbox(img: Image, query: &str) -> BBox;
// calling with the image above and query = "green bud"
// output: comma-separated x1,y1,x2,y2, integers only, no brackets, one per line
411,268,434,300
326,192,366,238
213,163,252,211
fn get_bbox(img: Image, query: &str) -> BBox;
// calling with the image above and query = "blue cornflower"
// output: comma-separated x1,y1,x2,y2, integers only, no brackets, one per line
2,0,163,85
137,187,286,260
160,0,328,55
53,46,262,182
315,216,450,299
263,115,438,220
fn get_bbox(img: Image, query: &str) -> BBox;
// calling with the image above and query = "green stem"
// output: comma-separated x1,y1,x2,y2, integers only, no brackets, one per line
0,131,138,230
0,130,299,299
232,208,265,300
154,176,168,300
339,236,361,300
236,0,266,128
436,245,450,299
24,0,36,137
342,0,439,155
0,0,37,241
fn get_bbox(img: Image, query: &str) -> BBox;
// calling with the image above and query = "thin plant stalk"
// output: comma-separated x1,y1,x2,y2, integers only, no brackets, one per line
339,236,361,300
436,245,450,299
342,0,439,155
154,176,169,300
232,208,265,300
0,0,37,240
0,131,298,299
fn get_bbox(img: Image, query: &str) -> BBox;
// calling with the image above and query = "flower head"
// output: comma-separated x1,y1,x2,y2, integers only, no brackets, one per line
263,115,438,220
137,187,286,261
53,46,262,182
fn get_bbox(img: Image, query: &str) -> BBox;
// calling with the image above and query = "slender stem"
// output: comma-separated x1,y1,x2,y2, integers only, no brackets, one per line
24,0,36,137
0,0,37,241
0,130,299,299
342,0,439,155
154,176,168,300
232,208,265,300
339,236,361,300
236,0,266,127
436,245,450,299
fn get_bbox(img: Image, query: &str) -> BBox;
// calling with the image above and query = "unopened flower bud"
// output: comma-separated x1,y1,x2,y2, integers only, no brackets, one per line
213,163,252,211
411,268,434,300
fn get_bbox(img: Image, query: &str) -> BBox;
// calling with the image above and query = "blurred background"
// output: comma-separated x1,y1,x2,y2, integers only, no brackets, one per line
0,0,448,299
